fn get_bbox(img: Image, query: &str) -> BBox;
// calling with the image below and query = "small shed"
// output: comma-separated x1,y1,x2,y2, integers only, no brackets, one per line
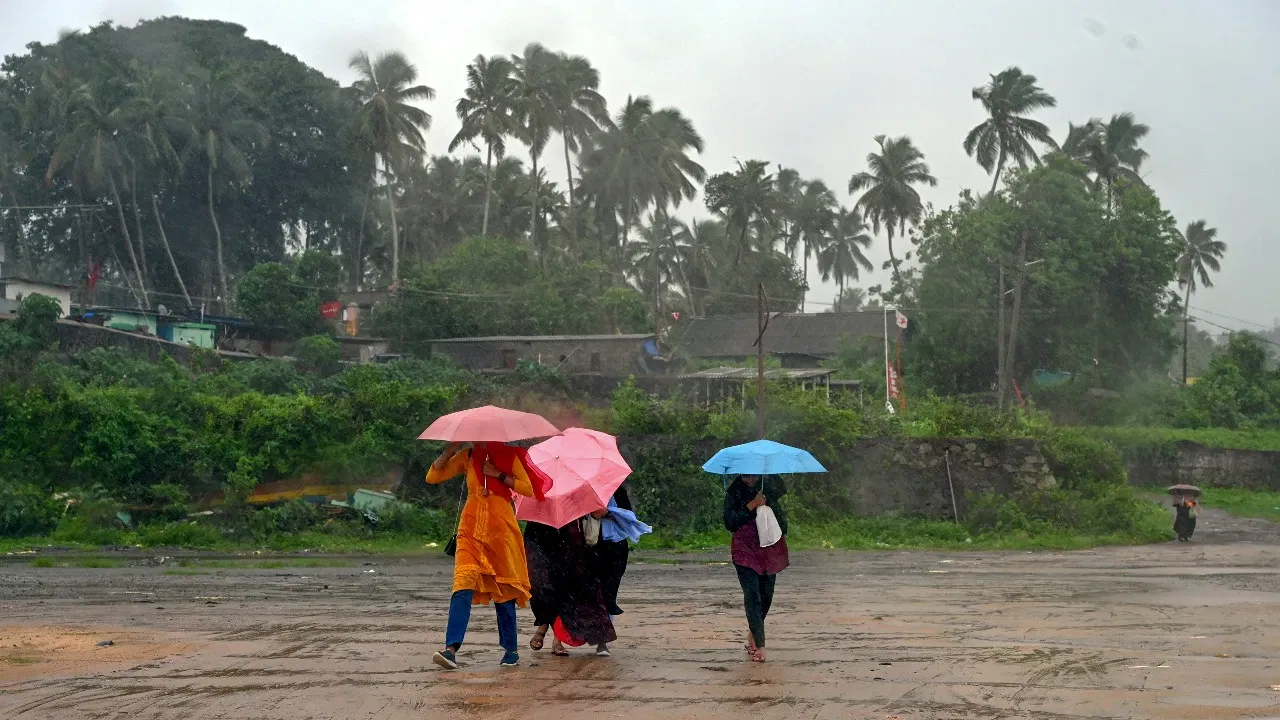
84,307,159,335
678,366,836,405
158,320,216,349
0,277,74,317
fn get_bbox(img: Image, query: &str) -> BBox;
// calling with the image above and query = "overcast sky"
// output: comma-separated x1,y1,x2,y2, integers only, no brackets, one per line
2,0,1277,330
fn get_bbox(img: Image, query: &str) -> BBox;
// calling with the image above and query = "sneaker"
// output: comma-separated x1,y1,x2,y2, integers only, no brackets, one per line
595,644,610,657
432,649,459,670
500,649,519,667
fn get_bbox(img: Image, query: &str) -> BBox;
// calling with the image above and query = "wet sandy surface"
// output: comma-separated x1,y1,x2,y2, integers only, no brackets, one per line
3,508,1280,719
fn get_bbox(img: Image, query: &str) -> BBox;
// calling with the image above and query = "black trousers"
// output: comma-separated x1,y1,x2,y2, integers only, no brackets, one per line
735,564,776,648
594,539,629,613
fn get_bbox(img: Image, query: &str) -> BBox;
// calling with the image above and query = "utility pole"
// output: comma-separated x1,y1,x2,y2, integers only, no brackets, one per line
997,262,1006,410
754,283,768,439
1003,234,1028,407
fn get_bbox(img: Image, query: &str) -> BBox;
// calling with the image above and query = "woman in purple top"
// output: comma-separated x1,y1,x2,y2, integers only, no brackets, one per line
723,474,789,662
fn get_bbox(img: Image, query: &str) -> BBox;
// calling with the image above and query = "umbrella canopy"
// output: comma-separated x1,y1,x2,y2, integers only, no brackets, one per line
1167,484,1202,496
702,439,827,476
516,428,631,529
418,405,560,443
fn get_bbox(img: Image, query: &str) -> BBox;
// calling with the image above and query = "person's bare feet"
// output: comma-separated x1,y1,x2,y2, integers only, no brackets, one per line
551,638,569,656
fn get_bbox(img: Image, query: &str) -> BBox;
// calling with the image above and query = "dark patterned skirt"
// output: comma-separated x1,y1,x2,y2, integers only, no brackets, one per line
525,521,617,646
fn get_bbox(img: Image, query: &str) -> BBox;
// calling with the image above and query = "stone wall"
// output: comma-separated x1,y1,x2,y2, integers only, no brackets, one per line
614,435,1056,523
52,321,250,366
1123,441,1280,491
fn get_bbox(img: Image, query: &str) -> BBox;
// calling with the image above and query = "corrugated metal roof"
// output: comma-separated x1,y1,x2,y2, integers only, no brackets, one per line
431,334,653,343
679,366,835,380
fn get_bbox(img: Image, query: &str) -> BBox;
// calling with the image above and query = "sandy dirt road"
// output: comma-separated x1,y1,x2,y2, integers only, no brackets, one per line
3,508,1280,719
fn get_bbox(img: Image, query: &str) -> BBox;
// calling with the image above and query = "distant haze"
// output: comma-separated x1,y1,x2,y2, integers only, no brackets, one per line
3,0,1277,330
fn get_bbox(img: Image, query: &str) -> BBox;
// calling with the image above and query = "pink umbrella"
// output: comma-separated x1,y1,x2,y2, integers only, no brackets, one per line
418,405,560,443
516,428,631,529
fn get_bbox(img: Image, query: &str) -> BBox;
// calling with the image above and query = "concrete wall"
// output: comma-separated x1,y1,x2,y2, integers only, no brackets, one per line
1123,441,1280,492
51,321,246,366
431,338,647,376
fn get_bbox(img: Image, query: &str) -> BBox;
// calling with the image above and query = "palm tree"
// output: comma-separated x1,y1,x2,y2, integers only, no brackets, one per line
121,65,194,307
347,50,435,283
774,166,803,258
790,179,839,311
828,286,868,313
847,135,937,283
46,82,149,308
628,212,689,305
703,159,777,265
187,70,269,310
578,97,704,264
449,54,516,238
1177,219,1226,383
817,207,874,294
964,67,1058,194
511,43,559,258
550,52,608,213
1069,113,1149,210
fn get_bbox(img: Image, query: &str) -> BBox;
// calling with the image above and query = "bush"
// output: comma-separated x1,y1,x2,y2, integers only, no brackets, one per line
248,500,328,540
294,335,341,376
137,521,223,548
375,504,450,538
0,480,63,537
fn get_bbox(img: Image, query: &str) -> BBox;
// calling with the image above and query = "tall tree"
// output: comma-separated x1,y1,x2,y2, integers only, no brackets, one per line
1070,113,1150,209
790,179,839,311
347,50,435,284
449,54,516,238
550,52,608,215
847,135,937,283
964,67,1058,194
703,159,777,266
0,85,33,276
817,207,874,295
46,83,150,308
1177,219,1226,383
511,43,558,259
120,64,193,307
187,71,268,310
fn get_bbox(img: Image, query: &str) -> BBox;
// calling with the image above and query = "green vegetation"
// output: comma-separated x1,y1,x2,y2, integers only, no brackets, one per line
1199,488,1280,524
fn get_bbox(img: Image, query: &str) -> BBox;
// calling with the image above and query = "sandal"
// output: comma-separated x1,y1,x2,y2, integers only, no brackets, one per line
749,647,766,663
529,626,548,651
551,647,570,657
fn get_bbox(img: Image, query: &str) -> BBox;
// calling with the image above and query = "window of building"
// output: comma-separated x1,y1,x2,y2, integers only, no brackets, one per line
501,349,517,369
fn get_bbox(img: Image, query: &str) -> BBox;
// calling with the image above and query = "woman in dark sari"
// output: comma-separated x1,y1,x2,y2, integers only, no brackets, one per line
1173,497,1198,541
525,510,617,656
594,486,632,616
724,474,789,663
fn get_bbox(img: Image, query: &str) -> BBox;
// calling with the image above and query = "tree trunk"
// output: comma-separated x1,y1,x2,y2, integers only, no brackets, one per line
481,143,494,237
996,262,1006,409
530,145,541,260
989,149,1005,196
887,231,901,287
385,155,401,284
562,135,576,245
1002,235,1028,407
354,182,371,290
109,175,149,310
151,194,191,308
1183,282,1192,384
207,165,230,312
9,202,34,277
129,168,149,292
800,238,810,313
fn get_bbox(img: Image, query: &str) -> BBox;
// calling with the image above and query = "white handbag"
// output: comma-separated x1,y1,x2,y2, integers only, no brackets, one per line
755,505,782,548
582,515,601,546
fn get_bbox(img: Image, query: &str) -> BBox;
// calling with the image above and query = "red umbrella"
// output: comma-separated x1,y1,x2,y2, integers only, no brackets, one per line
418,405,560,443
515,428,631,528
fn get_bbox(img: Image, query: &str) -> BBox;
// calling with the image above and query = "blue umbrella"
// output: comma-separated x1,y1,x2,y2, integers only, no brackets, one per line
701,439,827,476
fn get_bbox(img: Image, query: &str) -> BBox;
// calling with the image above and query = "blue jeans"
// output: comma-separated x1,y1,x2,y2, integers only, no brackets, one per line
444,590,518,651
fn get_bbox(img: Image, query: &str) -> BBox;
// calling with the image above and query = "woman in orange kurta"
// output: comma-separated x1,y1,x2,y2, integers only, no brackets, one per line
427,441,535,670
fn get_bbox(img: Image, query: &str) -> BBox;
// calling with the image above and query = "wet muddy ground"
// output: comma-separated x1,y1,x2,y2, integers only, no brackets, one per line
4,507,1280,719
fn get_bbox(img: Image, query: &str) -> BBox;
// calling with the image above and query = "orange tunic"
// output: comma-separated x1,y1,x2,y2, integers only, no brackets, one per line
427,449,534,607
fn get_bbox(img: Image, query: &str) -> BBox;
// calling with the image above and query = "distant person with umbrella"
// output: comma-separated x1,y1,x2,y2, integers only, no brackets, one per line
706,440,826,663
419,407,558,670
1168,485,1201,542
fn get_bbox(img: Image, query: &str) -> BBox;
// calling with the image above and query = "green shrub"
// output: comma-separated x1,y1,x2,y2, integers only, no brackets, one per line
137,521,223,548
248,500,328,540
294,335,342,376
0,481,62,537
374,504,450,538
